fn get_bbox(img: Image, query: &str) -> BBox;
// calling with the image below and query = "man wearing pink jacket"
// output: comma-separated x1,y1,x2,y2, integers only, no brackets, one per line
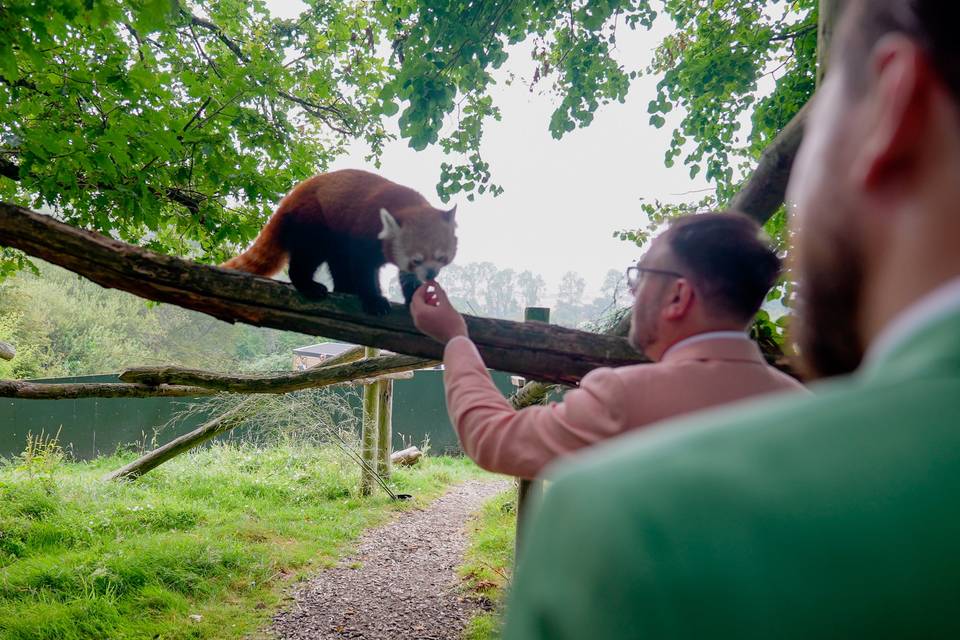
410,212,807,479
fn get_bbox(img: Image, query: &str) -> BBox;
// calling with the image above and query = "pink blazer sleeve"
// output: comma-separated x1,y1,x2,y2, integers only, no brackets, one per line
442,336,630,479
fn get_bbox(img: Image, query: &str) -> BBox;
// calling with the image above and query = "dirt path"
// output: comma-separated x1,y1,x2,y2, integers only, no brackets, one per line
270,478,512,640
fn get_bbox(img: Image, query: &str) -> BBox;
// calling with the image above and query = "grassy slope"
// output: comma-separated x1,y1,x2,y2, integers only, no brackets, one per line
458,488,517,640
0,444,487,640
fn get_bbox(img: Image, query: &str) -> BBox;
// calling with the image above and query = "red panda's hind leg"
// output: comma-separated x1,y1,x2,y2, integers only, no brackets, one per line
288,253,329,300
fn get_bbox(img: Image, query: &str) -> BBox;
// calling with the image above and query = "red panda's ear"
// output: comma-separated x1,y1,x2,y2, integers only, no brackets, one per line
442,205,457,224
378,208,400,240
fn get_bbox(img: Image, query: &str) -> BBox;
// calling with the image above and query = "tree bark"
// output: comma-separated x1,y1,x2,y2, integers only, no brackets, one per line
119,354,435,394
104,398,254,480
360,347,380,496
817,0,846,87
0,341,15,361
728,102,809,225
376,378,393,479
1,351,425,399
0,379,214,399
0,202,643,386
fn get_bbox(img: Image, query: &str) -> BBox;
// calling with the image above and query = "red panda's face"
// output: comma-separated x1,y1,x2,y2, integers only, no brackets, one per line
379,206,458,282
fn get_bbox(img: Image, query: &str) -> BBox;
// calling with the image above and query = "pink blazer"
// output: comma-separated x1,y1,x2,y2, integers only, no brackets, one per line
442,334,807,479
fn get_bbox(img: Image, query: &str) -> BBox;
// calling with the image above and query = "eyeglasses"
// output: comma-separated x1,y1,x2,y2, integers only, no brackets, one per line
626,265,684,291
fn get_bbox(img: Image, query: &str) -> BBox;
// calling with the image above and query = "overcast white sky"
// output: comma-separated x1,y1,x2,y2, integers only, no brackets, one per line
266,1,712,299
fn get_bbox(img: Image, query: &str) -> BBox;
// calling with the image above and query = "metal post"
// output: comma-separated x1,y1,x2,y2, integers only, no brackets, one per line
516,307,550,557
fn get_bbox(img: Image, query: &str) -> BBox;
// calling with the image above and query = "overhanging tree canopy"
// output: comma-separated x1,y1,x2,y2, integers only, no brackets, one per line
1,0,816,278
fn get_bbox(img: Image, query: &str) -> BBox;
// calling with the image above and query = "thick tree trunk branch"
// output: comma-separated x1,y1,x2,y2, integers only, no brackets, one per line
0,341,14,361
0,203,643,385
729,101,809,224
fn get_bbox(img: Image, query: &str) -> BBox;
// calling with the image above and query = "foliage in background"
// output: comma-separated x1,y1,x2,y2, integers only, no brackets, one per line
0,261,314,379
1,0,389,268
0,438,487,640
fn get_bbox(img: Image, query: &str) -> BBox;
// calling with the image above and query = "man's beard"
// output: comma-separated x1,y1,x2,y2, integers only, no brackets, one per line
791,229,866,380
628,309,658,358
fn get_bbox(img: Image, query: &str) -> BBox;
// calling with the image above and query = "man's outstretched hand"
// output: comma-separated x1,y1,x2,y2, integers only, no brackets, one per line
410,282,469,344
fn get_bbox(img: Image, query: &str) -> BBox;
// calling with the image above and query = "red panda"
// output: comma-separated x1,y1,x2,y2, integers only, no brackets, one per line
222,169,458,315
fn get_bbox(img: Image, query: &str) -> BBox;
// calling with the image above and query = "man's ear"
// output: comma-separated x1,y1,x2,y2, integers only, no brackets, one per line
442,205,456,225
853,35,933,190
378,208,401,240
662,279,695,321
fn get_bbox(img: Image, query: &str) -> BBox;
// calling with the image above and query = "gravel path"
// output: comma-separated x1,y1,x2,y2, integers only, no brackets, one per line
270,479,512,640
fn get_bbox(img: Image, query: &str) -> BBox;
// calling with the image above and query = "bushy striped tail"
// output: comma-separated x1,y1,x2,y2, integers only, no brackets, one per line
221,214,287,276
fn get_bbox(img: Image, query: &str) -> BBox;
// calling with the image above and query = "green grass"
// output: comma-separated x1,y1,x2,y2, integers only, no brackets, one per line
0,442,488,640
459,488,517,640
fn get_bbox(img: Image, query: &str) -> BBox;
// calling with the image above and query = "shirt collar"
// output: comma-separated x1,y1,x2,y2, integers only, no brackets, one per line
864,276,960,368
660,331,760,363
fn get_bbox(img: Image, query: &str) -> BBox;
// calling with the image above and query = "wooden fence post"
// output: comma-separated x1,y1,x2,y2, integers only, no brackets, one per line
376,377,394,479
515,307,550,557
360,347,380,496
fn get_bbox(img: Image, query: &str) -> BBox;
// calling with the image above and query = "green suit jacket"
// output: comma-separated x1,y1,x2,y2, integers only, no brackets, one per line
503,310,960,639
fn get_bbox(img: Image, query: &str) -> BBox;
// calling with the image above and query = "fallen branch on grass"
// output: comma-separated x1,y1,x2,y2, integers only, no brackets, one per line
104,399,254,480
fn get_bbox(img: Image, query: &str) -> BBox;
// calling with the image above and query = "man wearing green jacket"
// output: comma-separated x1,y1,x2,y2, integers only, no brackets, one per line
504,1,960,638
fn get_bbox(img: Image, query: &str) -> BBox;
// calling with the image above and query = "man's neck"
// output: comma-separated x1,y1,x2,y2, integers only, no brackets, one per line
654,327,749,362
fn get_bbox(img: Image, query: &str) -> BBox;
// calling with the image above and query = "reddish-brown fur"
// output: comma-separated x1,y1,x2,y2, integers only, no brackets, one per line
222,169,457,315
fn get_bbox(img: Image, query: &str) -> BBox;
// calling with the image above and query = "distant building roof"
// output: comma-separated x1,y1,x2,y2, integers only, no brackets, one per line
293,342,356,358
293,342,395,358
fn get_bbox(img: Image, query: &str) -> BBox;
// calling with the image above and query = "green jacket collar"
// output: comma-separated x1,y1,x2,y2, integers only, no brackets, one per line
861,309,960,383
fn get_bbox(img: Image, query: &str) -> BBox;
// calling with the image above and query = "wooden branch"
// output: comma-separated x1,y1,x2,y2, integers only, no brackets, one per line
360,347,379,496
0,157,19,180
352,370,414,385
0,341,14,361
0,379,214,399
729,101,809,225
120,354,436,393
376,378,394,478
104,398,254,481
509,309,637,409
817,0,846,87
0,203,643,385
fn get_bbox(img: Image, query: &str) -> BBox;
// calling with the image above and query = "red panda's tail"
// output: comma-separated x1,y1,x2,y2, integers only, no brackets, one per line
221,213,287,276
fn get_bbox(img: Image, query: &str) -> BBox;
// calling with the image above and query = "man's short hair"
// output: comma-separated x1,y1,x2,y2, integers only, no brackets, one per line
662,212,780,323
839,1,960,101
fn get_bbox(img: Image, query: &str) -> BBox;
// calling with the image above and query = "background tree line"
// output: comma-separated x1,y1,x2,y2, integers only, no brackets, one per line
387,263,631,326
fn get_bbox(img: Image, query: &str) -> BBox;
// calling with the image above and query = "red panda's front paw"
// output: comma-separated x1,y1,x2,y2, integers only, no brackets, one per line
292,281,329,300
360,294,392,316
